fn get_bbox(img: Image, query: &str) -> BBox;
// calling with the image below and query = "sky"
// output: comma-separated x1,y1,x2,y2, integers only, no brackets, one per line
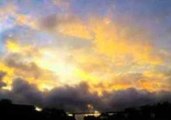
0,0,171,112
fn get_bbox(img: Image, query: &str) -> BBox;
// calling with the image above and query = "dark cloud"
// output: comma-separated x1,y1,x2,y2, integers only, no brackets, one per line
0,79,101,112
3,53,57,82
0,71,6,81
0,77,171,112
10,78,44,106
103,88,157,111
0,71,7,88
45,82,101,112
5,54,42,79
0,82,6,88
39,14,78,30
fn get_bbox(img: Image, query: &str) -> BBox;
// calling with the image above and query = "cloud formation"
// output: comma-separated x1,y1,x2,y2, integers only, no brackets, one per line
1,3,171,94
0,0,171,112
1,78,171,112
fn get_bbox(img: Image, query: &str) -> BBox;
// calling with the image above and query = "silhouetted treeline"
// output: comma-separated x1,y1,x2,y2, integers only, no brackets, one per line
0,99,171,120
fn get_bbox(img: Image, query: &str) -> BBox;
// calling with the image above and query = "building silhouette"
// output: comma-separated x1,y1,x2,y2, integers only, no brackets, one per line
0,99,171,120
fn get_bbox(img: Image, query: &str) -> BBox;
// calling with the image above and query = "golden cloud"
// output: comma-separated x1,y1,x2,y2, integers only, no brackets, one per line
0,14,170,96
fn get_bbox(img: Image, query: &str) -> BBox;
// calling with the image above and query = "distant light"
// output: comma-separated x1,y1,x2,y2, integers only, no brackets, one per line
66,112,73,117
83,110,101,117
35,106,42,112
94,110,101,117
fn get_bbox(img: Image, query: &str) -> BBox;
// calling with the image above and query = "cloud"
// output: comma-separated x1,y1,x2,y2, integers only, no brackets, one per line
39,14,92,40
52,0,71,8
0,2,38,34
0,78,101,112
1,18,171,95
0,0,171,112
0,71,7,88
0,71,6,81
0,78,171,112
0,40,59,91
45,82,101,112
104,88,157,111
39,13,163,64
10,78,44,106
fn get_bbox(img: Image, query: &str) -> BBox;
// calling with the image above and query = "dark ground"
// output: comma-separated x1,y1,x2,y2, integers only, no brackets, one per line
0,99,171,120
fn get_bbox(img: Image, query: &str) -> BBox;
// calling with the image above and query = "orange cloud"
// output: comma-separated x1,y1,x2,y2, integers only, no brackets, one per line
1,15,170,96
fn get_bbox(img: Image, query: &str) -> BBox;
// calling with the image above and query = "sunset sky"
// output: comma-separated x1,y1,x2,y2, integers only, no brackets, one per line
0,0,171,112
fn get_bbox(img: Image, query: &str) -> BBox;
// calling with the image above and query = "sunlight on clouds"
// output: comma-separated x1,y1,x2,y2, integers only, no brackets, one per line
0,10,170,97
0,0,171,112
33,48,81,85
0,62,14,90
6,40,21,53
54,17,162,65
16,14,38,29
1,40,58,91
89,18,162,65
58,21,93,40
49,17,166,95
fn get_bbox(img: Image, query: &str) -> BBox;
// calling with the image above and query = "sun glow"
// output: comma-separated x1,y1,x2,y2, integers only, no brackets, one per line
33,49,82,85
0,12,170,97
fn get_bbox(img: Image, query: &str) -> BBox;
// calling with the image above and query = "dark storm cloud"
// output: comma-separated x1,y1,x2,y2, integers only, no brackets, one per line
0,77,171,112
103,88,157,111
0,78,101,112
10,78,44,106
45,82,101,112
